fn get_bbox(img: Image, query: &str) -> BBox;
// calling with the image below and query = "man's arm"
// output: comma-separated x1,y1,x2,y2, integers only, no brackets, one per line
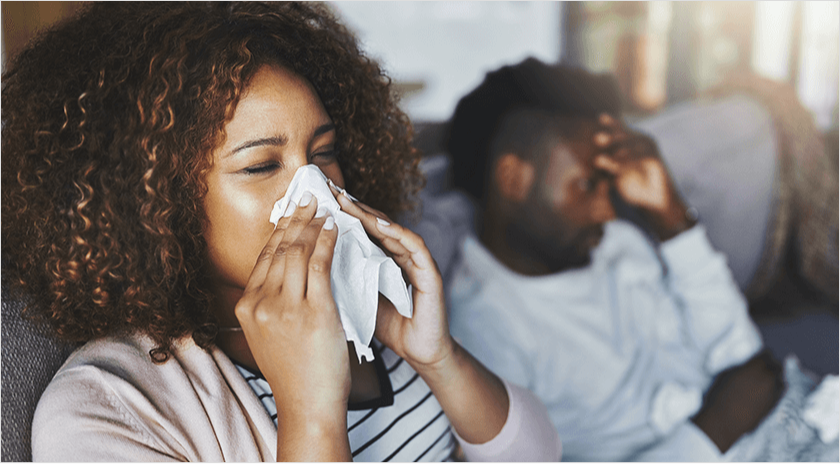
691,351,785,452
654,208,782,453
592,113,760,363
592,114,784,452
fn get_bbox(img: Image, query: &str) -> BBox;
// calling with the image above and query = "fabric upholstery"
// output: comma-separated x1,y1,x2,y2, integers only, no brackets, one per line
708,76,838,302
634,94,778,292
1,289,76,462
403,153,476,288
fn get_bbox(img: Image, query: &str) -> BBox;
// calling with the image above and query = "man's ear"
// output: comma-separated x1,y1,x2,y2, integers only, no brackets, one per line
494,153,535,203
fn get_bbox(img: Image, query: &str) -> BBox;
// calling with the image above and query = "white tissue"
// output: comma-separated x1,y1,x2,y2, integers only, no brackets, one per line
269,165,412,362
649,382,703,435
803,375,839,443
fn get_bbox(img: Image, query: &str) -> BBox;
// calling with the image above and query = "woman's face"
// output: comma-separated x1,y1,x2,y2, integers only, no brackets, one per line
203,65,344,325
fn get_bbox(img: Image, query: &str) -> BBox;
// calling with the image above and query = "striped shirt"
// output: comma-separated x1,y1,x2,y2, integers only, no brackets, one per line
236,340,457,462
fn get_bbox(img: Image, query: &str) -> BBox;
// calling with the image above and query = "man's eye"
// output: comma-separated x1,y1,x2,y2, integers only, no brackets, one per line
243,162,282,175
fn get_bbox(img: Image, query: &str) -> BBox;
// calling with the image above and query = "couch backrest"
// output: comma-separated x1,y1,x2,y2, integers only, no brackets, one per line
1,290,76,462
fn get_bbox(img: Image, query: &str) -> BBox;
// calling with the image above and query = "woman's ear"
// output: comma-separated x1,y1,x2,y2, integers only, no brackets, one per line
494,153,535,203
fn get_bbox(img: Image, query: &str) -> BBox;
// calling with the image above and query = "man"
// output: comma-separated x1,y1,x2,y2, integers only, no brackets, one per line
443,58,788,461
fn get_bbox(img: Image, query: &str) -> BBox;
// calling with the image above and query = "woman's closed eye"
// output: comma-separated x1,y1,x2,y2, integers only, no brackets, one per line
310,149,338,165
242,161,283,175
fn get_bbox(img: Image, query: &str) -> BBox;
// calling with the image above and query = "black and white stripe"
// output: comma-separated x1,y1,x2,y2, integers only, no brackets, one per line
236,340,456,462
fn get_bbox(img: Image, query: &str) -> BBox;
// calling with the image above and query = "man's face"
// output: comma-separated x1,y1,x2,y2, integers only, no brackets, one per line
508,120,615,273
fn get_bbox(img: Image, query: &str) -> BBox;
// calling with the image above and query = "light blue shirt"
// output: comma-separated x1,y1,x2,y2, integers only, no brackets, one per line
448,220,763,461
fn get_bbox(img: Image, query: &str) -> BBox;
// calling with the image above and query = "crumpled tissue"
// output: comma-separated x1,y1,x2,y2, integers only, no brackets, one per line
269,165,412,362
649,381,703,435
803,374,839,443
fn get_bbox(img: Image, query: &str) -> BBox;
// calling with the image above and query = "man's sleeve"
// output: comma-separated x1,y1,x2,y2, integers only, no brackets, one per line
660,225,763,375
632,421,723,462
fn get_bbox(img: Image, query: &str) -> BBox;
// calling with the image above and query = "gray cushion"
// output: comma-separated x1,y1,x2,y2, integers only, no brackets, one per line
634,94,778,291
2,289,76,462
403,154,476,288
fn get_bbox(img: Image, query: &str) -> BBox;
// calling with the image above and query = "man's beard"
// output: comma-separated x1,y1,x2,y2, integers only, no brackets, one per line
505,221,596,274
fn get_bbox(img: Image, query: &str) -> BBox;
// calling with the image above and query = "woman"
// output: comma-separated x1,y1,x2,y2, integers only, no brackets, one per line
2,3,561,461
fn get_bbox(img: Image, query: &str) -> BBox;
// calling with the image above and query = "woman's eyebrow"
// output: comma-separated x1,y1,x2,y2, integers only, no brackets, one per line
314,122,336,138
227,135,288,158
226,123,334,158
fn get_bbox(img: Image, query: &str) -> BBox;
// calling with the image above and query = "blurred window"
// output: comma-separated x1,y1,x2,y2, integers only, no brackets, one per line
797,1,839,129
3,2,836,130
752,1,797,82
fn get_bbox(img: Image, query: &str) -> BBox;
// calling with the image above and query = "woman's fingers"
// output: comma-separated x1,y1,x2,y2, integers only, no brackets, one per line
335,192,402,250
245,202,297,293
263,193,318,292
305,215,339,303
352,200,387,220
341,199,415,262
340,192,437,274
281,214,328,302
330,185,440,292
338,196,404,253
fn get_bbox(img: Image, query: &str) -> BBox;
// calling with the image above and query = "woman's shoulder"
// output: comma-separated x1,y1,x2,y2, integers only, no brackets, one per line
44,333,181,393
31,334,179,460
31,333,254,461
62,331,159,363
47,332,230,383
34,331,239,411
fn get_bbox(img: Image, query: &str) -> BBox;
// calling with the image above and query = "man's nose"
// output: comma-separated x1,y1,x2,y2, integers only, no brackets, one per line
591,180,616,223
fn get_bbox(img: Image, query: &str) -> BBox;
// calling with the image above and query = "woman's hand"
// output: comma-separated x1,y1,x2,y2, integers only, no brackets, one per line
233,193,351,461
330,187,455,370
332,187,511,446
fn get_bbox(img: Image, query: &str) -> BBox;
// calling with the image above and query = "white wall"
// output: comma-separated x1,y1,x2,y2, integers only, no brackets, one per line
330,1,562,122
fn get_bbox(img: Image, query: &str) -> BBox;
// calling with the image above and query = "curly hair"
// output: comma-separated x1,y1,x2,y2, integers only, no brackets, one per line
2,2,423,361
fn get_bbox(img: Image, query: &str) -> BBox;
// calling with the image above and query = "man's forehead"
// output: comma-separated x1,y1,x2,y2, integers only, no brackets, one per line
544,141,587,182
545,118,600,166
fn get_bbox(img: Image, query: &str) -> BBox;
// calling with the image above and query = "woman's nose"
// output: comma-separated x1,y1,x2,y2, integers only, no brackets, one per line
287,151,310,172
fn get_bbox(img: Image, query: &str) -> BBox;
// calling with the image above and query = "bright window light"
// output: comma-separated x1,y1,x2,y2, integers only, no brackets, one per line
798,1,840,129
751,2,796,81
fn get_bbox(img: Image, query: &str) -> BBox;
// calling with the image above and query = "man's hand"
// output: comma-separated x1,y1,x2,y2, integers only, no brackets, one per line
691,351,785,453
592,113,696,241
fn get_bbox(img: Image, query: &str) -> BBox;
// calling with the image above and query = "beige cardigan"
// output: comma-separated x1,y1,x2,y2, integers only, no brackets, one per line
32,333,562,462
33,334,276,461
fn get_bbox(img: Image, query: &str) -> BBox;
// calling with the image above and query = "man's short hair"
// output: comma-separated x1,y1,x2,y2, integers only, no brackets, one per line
444,57,622,201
